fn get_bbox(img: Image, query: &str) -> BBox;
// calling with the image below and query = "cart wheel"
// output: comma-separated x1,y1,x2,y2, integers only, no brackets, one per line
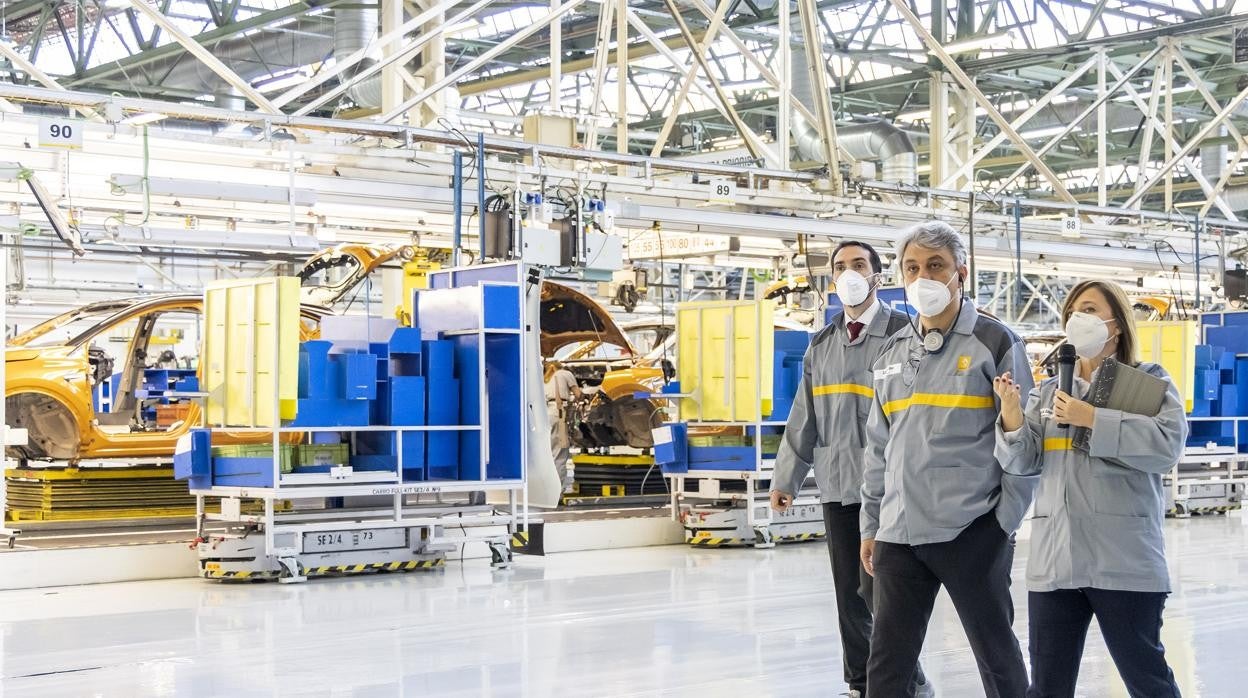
489,541,513,569
753,526,776,549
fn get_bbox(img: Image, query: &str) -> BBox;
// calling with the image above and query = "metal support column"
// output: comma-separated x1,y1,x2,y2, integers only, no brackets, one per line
452,149,463,266
1164,41,1175,213
0,221,19,546
381,0,406,118
478,132,487,260
796,0,842,190
1014,198,1023,321
550,0,562,112
616,0,629,155
778,0,791,170
1097,49,1108,207
1195,215,1202,309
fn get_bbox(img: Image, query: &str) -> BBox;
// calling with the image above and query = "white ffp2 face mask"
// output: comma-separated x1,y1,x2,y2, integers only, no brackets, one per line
1065,312,1112,358
906,274,958,317
835,269,876,308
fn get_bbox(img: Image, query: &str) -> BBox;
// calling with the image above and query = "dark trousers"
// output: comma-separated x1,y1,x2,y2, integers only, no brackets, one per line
1027,588,1181,698
867,511,1028,698
824,502,927,696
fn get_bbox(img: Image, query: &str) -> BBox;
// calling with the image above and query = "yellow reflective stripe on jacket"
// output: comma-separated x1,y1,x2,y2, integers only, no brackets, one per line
812,383,874,398
1043,437,1073,452
881,393,995,417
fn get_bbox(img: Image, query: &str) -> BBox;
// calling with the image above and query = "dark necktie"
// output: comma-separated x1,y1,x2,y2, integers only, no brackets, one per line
848,321,865,343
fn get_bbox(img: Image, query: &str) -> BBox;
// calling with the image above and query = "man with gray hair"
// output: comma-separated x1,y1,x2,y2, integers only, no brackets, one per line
859,220,1036,697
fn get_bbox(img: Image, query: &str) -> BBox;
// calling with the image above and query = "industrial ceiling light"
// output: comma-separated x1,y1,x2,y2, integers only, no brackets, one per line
121,112,168,126
937,30,1016,55
0,161,23,181
98,224,320,254
107,174,318,207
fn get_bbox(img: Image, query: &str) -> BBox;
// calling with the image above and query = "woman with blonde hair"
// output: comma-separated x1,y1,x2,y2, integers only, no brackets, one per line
993,279,1186,698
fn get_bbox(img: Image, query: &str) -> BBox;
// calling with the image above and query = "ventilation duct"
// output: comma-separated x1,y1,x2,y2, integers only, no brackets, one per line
1196,126,1248,213
788,41,916,184
337,5,383,109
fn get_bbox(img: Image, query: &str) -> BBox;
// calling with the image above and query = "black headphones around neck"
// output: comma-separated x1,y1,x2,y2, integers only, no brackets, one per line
907,274,965,355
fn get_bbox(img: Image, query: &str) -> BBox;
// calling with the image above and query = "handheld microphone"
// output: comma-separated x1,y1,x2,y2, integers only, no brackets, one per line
1056,343,1077,429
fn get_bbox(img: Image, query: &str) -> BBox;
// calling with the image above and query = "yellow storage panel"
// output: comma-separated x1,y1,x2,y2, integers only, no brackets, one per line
1136,320,1197,412
676,300,775,421
203,277,301,427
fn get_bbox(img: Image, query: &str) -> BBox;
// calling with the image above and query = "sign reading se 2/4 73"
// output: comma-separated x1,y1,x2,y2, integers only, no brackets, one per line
39,118,84,150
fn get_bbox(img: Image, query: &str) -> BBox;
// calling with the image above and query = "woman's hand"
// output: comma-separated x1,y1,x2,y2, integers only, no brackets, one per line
994,371,1024,432
1053,390,1096,429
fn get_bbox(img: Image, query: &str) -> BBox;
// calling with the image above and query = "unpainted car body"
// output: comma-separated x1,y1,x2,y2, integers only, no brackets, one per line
5,244,410,462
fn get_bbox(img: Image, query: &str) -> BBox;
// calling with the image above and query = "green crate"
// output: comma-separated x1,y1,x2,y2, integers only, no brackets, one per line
688,435,751,448
295,443,350,467
760,434,783,455
212,444,295,473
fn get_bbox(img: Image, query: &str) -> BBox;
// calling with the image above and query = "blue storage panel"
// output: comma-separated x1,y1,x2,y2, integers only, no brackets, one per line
334,352,377,400
1196,370,1221,400
389,376,427,425
423,340,455,380
389,327,424,356
483,333,522,480
454,335,482,481
1220,385,1240,418
772,329,811,422
288,399,370,427
212,457,277,487
298,341,334,399
427,375,460,480
653,423,688,474
1206,326,1248,355
393,376,427,480
173,429,212,490
688,446,757,471
482,285,521,329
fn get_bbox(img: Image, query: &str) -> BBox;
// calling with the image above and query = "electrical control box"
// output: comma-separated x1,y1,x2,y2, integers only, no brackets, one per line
583,231,624,271
521,227,563,266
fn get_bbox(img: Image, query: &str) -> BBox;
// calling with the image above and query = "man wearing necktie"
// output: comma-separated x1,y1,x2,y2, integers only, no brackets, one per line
772,241,932,698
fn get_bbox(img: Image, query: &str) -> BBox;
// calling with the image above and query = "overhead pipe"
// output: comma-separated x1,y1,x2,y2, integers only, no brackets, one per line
337,4,382,109
478,131,486,261
788,41,916,184
452,149,463,266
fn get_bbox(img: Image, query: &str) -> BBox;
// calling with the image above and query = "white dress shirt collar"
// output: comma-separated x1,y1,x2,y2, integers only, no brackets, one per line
844,297,881,328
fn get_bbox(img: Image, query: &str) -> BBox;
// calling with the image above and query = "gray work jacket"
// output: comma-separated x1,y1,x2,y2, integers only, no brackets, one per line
997,362,1186,593
773,304,910,504
860,300,1038,545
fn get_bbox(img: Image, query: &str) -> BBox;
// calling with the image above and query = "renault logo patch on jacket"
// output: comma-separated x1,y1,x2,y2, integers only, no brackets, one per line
772,302,910,504
859,300,1040,546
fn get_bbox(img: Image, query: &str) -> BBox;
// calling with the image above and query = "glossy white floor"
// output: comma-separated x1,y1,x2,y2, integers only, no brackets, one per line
0,513,1244,697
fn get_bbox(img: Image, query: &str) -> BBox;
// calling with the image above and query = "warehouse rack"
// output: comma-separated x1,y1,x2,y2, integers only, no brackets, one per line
656,301,824,548
1170,415,1248,517
1168,314,1248,517
187,263,531,582
665,419,824,548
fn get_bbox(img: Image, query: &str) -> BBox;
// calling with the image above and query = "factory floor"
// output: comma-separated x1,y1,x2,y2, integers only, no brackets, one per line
0,514,1244,697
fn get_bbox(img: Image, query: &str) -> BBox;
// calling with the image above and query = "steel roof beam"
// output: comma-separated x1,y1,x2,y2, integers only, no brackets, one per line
888,0,1079,203
68,2,332,88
